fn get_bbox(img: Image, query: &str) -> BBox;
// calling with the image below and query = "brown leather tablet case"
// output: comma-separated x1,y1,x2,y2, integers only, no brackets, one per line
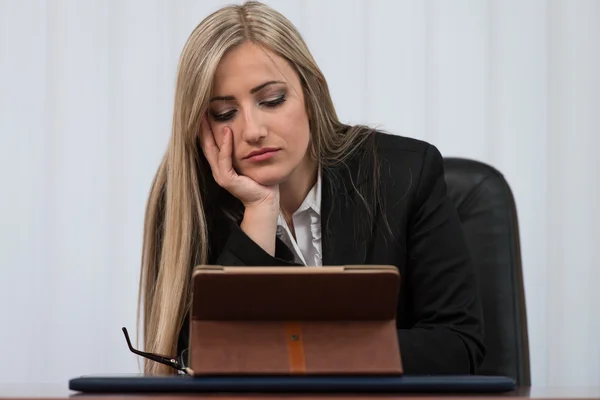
188,265,402,376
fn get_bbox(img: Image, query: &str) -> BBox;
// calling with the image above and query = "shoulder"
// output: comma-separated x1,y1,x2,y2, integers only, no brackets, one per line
369,130,445,187
328,127,448,208
371,130,442,164
352,129,448,213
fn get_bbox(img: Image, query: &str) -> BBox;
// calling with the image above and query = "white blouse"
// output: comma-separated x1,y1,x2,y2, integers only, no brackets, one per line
276,170,322,267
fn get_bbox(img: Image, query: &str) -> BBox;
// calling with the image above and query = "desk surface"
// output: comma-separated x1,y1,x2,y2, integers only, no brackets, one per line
1,384,599,399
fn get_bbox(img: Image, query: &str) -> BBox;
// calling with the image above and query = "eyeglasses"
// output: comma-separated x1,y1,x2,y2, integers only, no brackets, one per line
121,327,191,375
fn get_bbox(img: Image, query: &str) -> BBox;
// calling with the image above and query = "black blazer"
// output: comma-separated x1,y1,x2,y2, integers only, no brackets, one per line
179,131,485,375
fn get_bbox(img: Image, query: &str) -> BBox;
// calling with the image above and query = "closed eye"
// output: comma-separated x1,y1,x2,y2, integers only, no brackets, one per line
211,94,287,123
260,94,286,108
212,109,236,122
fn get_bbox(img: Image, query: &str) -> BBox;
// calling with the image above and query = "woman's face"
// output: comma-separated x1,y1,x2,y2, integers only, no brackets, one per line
207,41,311,186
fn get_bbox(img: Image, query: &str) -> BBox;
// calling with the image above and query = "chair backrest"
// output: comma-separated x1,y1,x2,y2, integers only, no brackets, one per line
443,157,531,386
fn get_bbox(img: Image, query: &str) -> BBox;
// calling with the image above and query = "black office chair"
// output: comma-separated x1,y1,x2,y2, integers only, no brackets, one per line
443,157,531,386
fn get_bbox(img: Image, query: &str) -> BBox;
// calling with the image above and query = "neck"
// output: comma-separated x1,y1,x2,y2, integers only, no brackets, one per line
279,154,318,217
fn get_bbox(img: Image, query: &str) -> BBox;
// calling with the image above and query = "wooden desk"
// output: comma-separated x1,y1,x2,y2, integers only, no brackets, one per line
1,384,599,400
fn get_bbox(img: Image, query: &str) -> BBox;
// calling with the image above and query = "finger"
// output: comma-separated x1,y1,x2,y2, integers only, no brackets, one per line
217,126,236,179
199,115,219,169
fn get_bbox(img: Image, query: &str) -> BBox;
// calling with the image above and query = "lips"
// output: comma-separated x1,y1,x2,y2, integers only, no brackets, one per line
244,147,279,159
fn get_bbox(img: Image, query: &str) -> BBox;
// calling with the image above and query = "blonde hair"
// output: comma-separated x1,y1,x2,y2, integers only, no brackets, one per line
138,0,380,375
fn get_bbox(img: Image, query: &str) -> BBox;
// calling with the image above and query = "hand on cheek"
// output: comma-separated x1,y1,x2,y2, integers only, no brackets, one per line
217,124,239,172
208,121,225,150
199,115,278,209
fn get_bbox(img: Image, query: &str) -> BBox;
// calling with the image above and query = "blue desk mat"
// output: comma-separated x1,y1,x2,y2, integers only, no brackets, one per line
69,374,516,394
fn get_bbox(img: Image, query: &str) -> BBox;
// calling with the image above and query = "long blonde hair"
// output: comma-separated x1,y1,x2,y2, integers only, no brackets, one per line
139,0,380,375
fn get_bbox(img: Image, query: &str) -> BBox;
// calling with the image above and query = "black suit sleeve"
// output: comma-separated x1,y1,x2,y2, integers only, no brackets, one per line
214,219,299,266
398,144,485,374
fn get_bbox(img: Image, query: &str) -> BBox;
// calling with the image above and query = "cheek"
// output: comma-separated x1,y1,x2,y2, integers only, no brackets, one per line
291,126,310,154
280,108,311,153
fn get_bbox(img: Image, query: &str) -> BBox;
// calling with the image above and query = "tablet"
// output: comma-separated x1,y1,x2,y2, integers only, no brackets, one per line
188,265,402,376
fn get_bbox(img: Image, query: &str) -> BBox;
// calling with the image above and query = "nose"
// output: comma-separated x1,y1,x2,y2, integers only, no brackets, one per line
240,107,267,143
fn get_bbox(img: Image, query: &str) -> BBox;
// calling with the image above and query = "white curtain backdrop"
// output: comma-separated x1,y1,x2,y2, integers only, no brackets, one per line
1,0,598,387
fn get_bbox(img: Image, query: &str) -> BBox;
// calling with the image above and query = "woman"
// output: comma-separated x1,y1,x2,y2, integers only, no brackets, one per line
138,0,485,376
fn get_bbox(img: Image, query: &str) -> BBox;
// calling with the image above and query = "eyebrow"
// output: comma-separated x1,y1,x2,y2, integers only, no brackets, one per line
210,80,285,102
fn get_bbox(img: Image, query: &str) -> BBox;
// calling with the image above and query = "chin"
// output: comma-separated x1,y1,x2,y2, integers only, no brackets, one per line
245,167,290,187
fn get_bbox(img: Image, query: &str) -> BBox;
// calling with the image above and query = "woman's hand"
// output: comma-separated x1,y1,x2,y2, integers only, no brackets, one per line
200,116,279,211
200,116,279,256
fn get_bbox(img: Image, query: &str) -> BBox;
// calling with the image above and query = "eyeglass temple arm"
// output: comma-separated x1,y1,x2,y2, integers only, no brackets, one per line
121,327,185,371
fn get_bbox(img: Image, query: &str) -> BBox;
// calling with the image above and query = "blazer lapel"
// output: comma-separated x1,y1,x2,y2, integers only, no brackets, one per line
320,162,373,266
